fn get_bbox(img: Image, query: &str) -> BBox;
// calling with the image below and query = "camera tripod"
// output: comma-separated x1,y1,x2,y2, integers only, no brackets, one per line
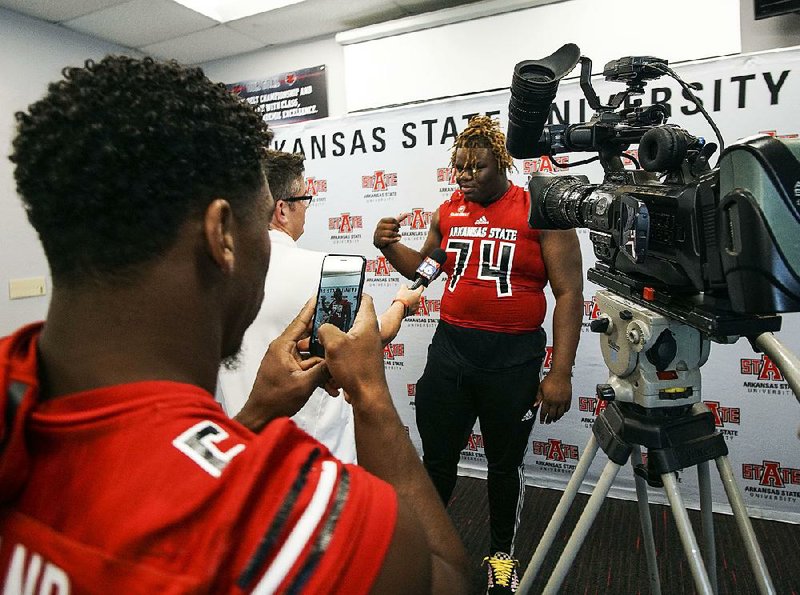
518,290,779,595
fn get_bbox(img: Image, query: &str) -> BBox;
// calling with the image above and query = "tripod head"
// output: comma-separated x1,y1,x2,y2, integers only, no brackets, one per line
591,291,710,410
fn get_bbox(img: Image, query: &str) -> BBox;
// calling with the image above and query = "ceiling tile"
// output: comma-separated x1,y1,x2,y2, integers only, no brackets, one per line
227,0,406,45
0,0,130,22
140,24,265,64
64,0,216,47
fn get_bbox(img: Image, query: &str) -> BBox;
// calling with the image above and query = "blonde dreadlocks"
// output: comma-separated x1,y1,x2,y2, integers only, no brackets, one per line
450,115,515,174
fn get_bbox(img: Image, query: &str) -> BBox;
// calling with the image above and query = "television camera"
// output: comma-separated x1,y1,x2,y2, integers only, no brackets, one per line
509,45,800,595
506,43,800,340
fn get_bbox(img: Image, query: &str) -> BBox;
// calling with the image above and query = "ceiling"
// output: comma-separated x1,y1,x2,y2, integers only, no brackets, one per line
0,0,489,64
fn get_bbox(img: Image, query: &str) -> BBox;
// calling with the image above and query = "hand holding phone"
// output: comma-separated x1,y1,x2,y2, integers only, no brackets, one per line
309,254,366,357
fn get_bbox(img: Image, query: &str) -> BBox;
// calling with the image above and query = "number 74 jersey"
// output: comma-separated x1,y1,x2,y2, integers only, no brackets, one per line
438,184,548,334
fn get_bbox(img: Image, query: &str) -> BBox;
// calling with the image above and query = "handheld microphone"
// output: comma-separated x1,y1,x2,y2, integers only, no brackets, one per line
410,248,447,290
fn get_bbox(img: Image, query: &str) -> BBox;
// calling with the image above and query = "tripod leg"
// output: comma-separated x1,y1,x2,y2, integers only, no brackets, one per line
715,455,776,594
631,446,661,595
697,460,718,593
541,458,623,595
661,472,714,595
518,433,600,594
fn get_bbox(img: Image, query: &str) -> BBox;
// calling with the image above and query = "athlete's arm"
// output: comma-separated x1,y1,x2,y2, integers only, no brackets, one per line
535,229,584,424
317,295,469,594
373,211,443,280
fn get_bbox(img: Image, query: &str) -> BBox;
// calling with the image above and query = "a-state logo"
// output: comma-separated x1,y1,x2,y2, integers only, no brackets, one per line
522,156,569,174
704,400,741,441
414,296,441,317
366,255,398,276
581,296,602,332
759,129,799,140
739,354,792,395
741,460,800,503
407,383,416,397
543,346,553,371
383,343,405,368
533,438,579,461
362,170,398,203
305,176,327,204
328,213,363,245
405,295,442,328
401,208,434,230
437,166,457,185
532,438,579,474
460,432,486,463
362,170,398,191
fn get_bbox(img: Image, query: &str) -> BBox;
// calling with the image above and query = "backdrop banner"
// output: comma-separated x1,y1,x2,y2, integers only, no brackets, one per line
271,47,800,523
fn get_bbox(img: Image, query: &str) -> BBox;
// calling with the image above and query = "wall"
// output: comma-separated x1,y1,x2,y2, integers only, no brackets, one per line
0,8,133,335
740,0,800,53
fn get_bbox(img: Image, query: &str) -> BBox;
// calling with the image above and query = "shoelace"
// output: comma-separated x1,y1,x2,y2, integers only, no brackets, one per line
484,556,516,587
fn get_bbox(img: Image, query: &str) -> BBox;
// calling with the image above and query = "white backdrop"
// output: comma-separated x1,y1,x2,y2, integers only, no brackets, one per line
272,47,800,523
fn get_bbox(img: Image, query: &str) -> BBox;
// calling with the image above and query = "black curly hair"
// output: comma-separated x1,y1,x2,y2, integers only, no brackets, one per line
10,55,273,286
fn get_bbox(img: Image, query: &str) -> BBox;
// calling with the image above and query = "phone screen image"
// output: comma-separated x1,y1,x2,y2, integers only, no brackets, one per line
310,255,366,356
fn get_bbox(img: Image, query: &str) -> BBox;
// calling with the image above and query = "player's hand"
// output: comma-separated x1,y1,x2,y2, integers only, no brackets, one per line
373,214,409,249
534,371,573,424
236,299,328,431
317,294,389,406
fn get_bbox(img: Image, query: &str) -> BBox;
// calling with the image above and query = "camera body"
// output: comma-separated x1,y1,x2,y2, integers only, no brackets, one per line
507,45,800,338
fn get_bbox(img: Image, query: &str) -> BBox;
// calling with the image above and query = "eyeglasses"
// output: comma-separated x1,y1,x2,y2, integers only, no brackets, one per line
283,195,313,206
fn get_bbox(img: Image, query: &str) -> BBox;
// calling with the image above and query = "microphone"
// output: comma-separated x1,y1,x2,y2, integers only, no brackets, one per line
410,248,447,290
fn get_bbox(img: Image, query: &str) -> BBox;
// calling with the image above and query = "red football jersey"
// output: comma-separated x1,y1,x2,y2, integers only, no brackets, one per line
0,323,397,594
438,184,548,333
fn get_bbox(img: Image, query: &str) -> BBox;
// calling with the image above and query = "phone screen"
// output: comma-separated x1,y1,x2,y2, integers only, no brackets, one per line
310,254,366,356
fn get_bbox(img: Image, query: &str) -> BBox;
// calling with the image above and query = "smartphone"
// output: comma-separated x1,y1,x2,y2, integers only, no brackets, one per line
309,254,367,357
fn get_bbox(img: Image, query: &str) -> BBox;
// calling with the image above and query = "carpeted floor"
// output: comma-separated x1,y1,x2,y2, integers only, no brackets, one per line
447,475,800,594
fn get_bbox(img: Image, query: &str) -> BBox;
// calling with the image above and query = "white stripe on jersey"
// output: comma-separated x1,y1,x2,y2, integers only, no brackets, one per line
253,460,339,594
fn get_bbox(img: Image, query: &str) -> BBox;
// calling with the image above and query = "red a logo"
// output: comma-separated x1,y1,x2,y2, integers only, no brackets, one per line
375,256,390,276
543,347,554,369
305,178,318,195
339,214,352,233
373,171,387,191
760,461,784,487
757,355,783,381
410,209,427,230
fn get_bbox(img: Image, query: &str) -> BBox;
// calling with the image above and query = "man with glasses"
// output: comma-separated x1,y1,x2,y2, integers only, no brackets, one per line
218,150,421,463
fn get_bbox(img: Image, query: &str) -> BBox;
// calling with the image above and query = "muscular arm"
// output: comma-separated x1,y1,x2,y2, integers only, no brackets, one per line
373,211,444,280
536,229,584,424
318,296,469,594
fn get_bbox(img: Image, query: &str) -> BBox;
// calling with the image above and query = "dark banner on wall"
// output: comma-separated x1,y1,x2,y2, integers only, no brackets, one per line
227,64,328,126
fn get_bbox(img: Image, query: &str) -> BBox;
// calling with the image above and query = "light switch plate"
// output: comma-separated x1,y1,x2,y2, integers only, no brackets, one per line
9,277,47,299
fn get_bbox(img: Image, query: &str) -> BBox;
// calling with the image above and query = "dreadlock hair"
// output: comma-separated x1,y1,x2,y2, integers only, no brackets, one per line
450,115,515,174
10,55,273,287
264,150,306,201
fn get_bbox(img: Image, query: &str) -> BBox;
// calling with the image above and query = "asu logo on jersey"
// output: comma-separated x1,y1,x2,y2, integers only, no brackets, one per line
742,460,800,504
739,354,792,396
328,213,363,245
362,169,398,203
